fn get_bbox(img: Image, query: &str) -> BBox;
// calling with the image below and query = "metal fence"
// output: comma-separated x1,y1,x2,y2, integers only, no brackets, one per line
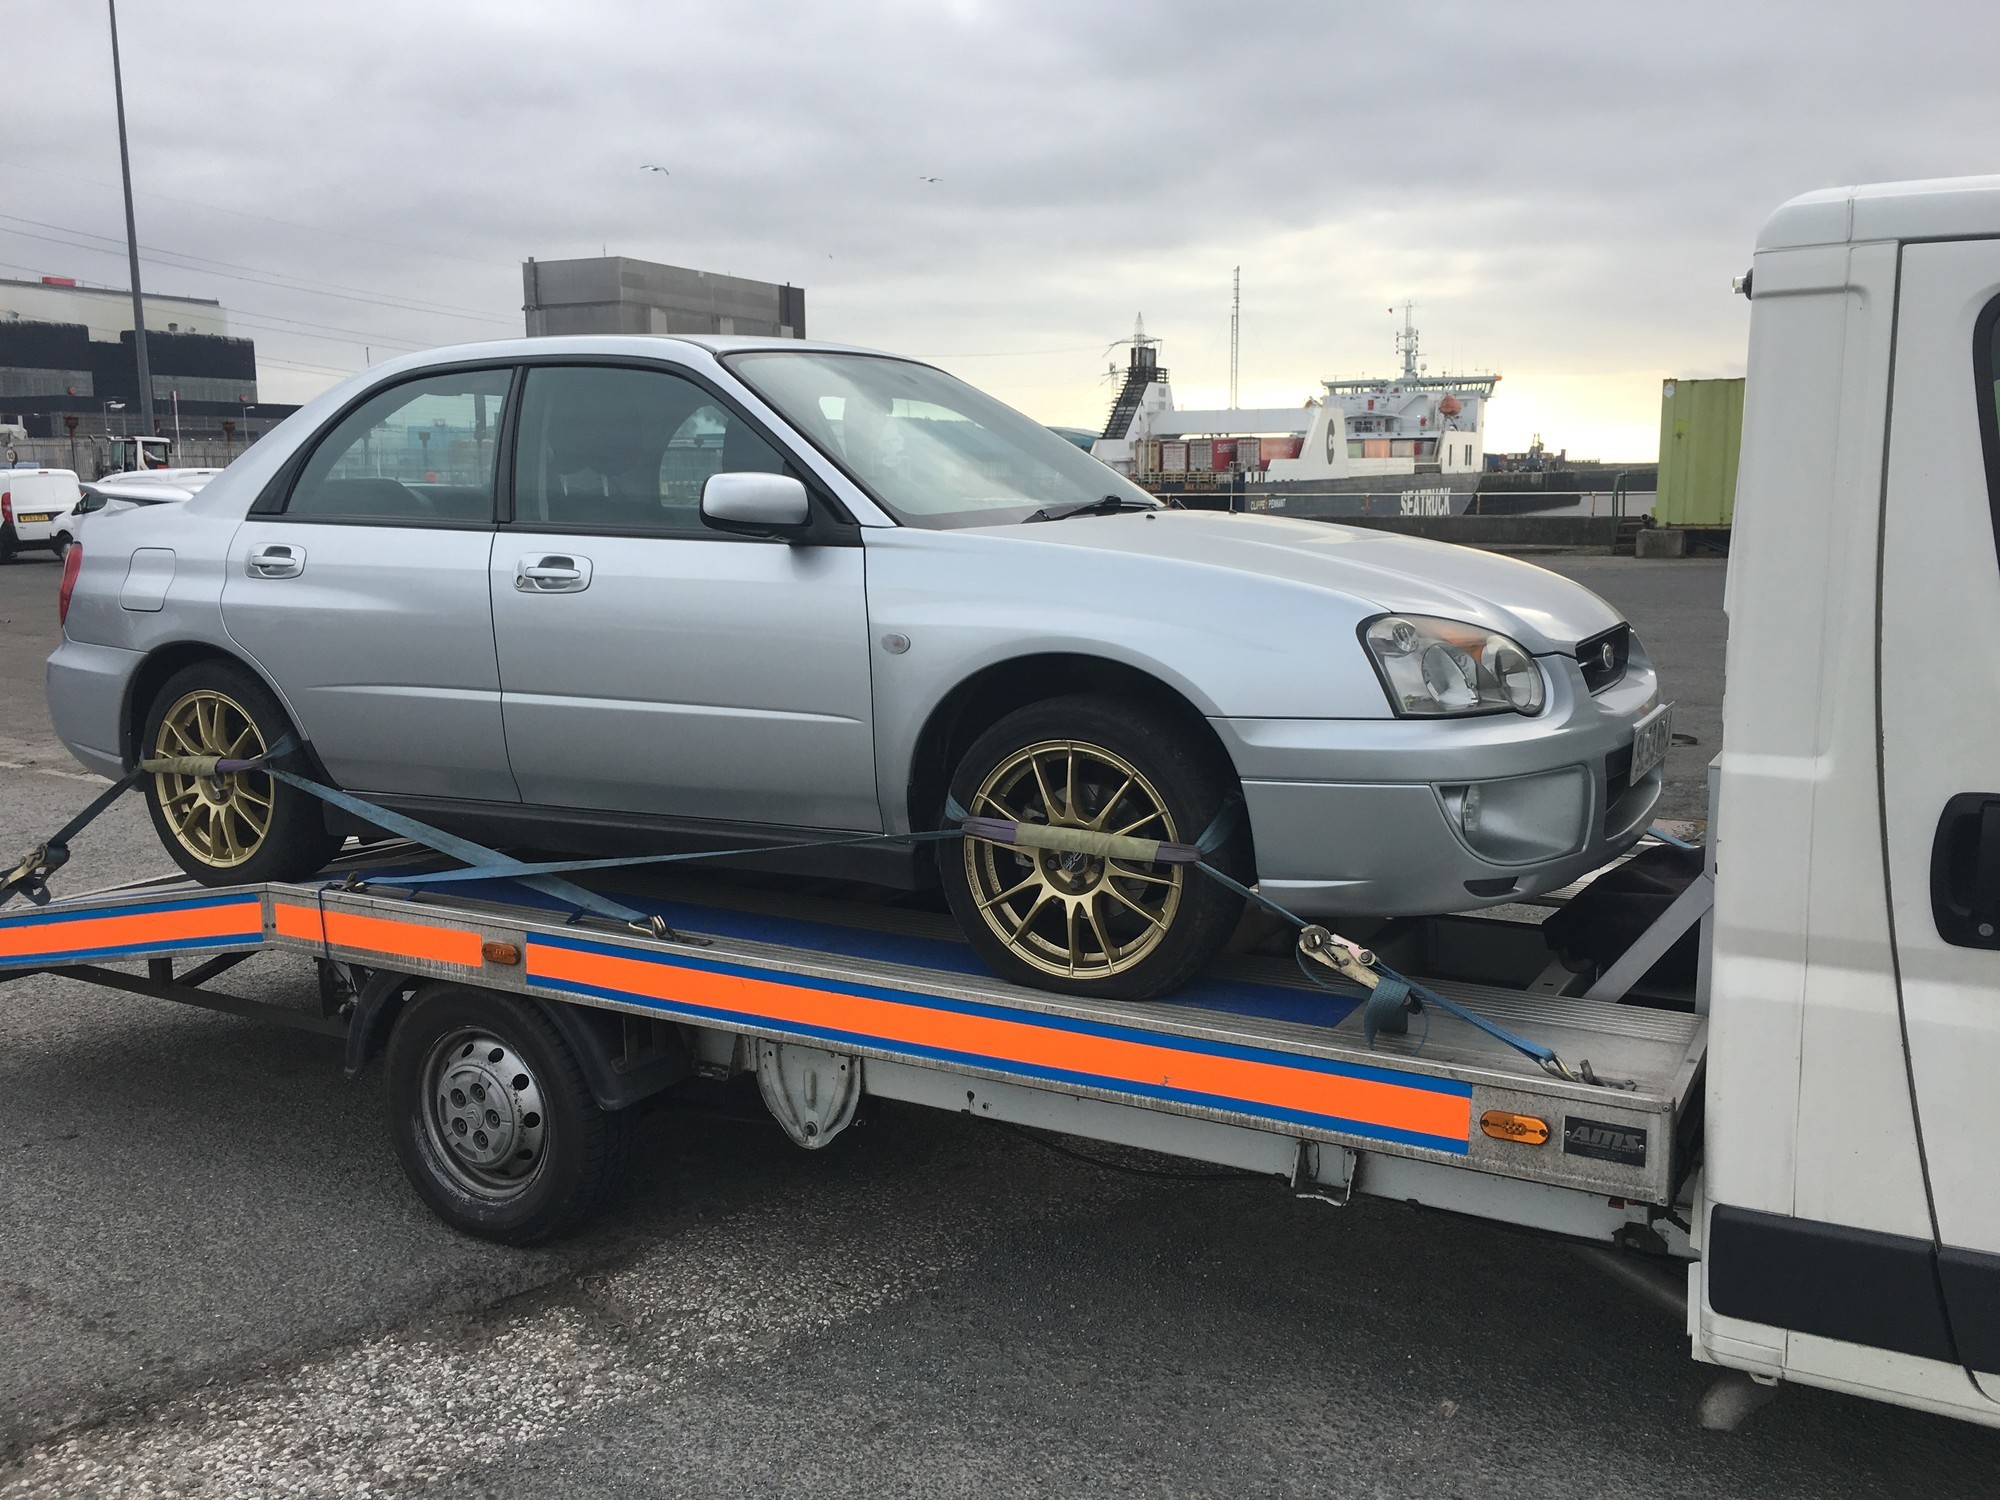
2,434,261,478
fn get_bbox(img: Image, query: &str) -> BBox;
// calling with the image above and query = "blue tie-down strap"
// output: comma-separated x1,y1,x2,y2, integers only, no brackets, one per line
1360,972,1416,1049
266,768,654,927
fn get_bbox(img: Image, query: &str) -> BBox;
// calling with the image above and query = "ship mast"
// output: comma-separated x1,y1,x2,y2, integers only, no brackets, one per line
1229,267,1241,410
1396,300,1420,380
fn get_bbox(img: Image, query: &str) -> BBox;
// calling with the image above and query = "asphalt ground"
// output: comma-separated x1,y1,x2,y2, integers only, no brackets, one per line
2,548,1995,1497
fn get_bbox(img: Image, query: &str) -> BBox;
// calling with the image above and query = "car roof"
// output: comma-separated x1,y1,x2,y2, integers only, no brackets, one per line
361,333,923,373
1759,175,2000,251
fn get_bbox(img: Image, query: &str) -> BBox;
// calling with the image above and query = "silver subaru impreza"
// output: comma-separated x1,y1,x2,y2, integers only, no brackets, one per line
47,337,1665,999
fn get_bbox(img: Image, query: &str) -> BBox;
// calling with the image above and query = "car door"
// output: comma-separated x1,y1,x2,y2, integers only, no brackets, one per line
222,367,519,801
1878,237,2000,1396
490,361,878,830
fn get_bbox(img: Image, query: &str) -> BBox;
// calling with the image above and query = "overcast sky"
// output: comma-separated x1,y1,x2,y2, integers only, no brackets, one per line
7,0,1996,458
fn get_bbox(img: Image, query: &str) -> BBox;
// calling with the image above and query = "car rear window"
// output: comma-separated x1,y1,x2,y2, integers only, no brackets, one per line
286,371,511,524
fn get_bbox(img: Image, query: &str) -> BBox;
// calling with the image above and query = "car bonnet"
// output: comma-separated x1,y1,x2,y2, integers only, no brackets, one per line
981,510,1623,654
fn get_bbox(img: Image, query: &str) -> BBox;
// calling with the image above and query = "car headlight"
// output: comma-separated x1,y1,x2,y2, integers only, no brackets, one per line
1361,614,1546,717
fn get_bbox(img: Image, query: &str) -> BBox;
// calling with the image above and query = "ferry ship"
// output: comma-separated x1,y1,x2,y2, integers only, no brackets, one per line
1090,309,1498,519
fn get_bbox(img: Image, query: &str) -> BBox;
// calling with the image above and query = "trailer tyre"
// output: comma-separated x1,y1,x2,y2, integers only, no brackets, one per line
386,985,631,1244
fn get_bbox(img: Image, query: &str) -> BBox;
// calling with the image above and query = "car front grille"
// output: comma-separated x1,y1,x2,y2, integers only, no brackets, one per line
1577,624,1631,694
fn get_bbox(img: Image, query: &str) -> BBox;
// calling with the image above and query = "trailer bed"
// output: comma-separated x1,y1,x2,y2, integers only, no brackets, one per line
0,845,1705,1245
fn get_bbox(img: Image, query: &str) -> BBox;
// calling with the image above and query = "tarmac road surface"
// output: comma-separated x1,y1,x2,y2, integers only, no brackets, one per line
4,550,1995,1497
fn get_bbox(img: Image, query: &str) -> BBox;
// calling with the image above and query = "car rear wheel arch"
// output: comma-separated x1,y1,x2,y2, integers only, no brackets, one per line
123,642,327,778
906,653,1250,847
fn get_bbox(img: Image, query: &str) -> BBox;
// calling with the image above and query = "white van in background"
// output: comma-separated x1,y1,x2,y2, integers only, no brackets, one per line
0,468,85,562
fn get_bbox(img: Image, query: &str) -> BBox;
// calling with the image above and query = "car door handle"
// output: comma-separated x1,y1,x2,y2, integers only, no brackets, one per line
1930,793,2000,947
246,544,305,579
514,554,592,593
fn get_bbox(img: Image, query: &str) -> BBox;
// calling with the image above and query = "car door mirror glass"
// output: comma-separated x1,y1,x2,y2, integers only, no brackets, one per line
701,471,811,534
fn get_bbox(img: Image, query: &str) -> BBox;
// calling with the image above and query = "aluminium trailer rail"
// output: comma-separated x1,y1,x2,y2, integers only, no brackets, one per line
0,860,1705,1247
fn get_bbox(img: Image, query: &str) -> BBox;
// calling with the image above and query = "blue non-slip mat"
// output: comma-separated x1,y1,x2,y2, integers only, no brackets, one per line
398,875,1362,1031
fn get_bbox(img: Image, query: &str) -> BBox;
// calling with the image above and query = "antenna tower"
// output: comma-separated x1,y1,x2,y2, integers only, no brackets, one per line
1228,267,1241,409
1395,299,1420,380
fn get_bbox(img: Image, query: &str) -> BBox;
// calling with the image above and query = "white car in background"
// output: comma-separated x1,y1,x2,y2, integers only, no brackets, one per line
0,468,86,561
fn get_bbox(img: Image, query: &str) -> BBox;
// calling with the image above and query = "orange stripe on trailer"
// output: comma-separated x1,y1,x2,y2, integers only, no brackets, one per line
531,940,1471,1146
0,899,261,961
273,903,482,968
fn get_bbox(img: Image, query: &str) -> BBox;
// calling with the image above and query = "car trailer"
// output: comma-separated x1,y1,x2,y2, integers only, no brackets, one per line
0,828,1709,1259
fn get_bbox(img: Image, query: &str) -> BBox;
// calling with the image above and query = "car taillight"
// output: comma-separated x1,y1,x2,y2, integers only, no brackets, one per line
58,542,83,626
2,491,11,526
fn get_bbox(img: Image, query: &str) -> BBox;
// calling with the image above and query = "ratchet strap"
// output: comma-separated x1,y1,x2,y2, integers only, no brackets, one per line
5,753,1622,1085
0,735,302,908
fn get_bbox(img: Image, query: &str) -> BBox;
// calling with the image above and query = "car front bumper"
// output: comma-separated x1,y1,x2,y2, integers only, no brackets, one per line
1214,650,1663,919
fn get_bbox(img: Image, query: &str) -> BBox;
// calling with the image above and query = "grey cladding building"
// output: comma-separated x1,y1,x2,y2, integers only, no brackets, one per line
522,256,805,340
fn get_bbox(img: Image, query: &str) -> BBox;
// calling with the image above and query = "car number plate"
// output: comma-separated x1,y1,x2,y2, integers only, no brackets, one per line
19,512,54,524
1629,702,1673,784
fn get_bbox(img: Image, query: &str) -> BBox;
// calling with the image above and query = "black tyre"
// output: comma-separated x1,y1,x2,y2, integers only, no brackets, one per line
941,695,1252,1000
139,658,341,885
386,985,630,1244
52,531,73,561
0,522,16,563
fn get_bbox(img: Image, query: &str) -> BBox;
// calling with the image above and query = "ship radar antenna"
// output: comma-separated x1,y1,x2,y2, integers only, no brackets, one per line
1392,300,1420,381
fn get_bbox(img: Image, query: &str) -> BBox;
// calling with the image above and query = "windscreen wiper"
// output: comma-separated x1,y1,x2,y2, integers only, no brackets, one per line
1023,494,1157,523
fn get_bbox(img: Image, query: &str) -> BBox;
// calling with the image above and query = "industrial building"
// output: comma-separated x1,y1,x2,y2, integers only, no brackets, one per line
522,256,805,340
0,276,291,442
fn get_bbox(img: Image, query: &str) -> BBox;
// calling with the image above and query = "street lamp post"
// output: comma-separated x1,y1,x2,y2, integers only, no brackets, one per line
106,0,154,432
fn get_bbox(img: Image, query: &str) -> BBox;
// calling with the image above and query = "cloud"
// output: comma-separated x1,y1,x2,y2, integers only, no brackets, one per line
4,0,1992,455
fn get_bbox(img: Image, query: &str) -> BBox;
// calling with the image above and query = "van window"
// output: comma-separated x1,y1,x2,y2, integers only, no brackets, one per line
1978,296,2000,566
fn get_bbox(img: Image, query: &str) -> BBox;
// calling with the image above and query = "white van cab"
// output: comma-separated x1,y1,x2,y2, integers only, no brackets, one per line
0,468,85,561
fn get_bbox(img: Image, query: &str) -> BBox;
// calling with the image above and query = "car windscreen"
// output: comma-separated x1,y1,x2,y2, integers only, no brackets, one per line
724,351,1156,528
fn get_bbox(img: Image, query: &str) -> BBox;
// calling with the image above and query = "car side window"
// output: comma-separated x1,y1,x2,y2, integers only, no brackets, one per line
285,370,511,523
512,364,789,533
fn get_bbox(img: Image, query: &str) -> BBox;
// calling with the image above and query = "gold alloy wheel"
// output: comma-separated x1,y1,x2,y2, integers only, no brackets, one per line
151,688,273,868
962,738,1183,980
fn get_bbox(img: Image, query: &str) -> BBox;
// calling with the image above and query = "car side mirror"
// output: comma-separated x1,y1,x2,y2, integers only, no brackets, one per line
700,472,812,537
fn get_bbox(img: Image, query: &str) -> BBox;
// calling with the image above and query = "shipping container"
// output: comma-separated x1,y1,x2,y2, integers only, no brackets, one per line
1189,439,1214,472
1237,437,1261,470
1655,376,1743,528
1161,441,1188,473
1212,439,1237,471
1266,437,1301,462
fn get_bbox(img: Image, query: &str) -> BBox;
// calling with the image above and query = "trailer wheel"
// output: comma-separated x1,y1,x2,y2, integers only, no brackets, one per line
385,985,630,1244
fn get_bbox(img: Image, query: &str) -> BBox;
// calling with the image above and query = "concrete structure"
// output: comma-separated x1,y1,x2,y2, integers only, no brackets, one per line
0,275,231,342
0,277,291,443
522,256,805,340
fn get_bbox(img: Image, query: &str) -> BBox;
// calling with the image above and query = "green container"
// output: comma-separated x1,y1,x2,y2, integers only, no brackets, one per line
1655,376,1744,528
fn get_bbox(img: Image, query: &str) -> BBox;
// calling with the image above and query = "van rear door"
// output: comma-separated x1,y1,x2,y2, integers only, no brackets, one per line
1879,236,2000,1398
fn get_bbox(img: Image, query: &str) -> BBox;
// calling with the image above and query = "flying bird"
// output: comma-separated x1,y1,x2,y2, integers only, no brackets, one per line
641,165,670,174
919,175,942,184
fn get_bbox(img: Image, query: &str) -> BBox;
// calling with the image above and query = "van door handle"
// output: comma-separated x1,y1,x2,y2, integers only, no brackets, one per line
514,554,592,593
246,544,305,579
1930,793,2000,947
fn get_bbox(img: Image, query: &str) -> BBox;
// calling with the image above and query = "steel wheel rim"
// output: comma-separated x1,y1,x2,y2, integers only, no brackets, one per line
151,688,272,868
963,738,1183,980
420,1029,550,1201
